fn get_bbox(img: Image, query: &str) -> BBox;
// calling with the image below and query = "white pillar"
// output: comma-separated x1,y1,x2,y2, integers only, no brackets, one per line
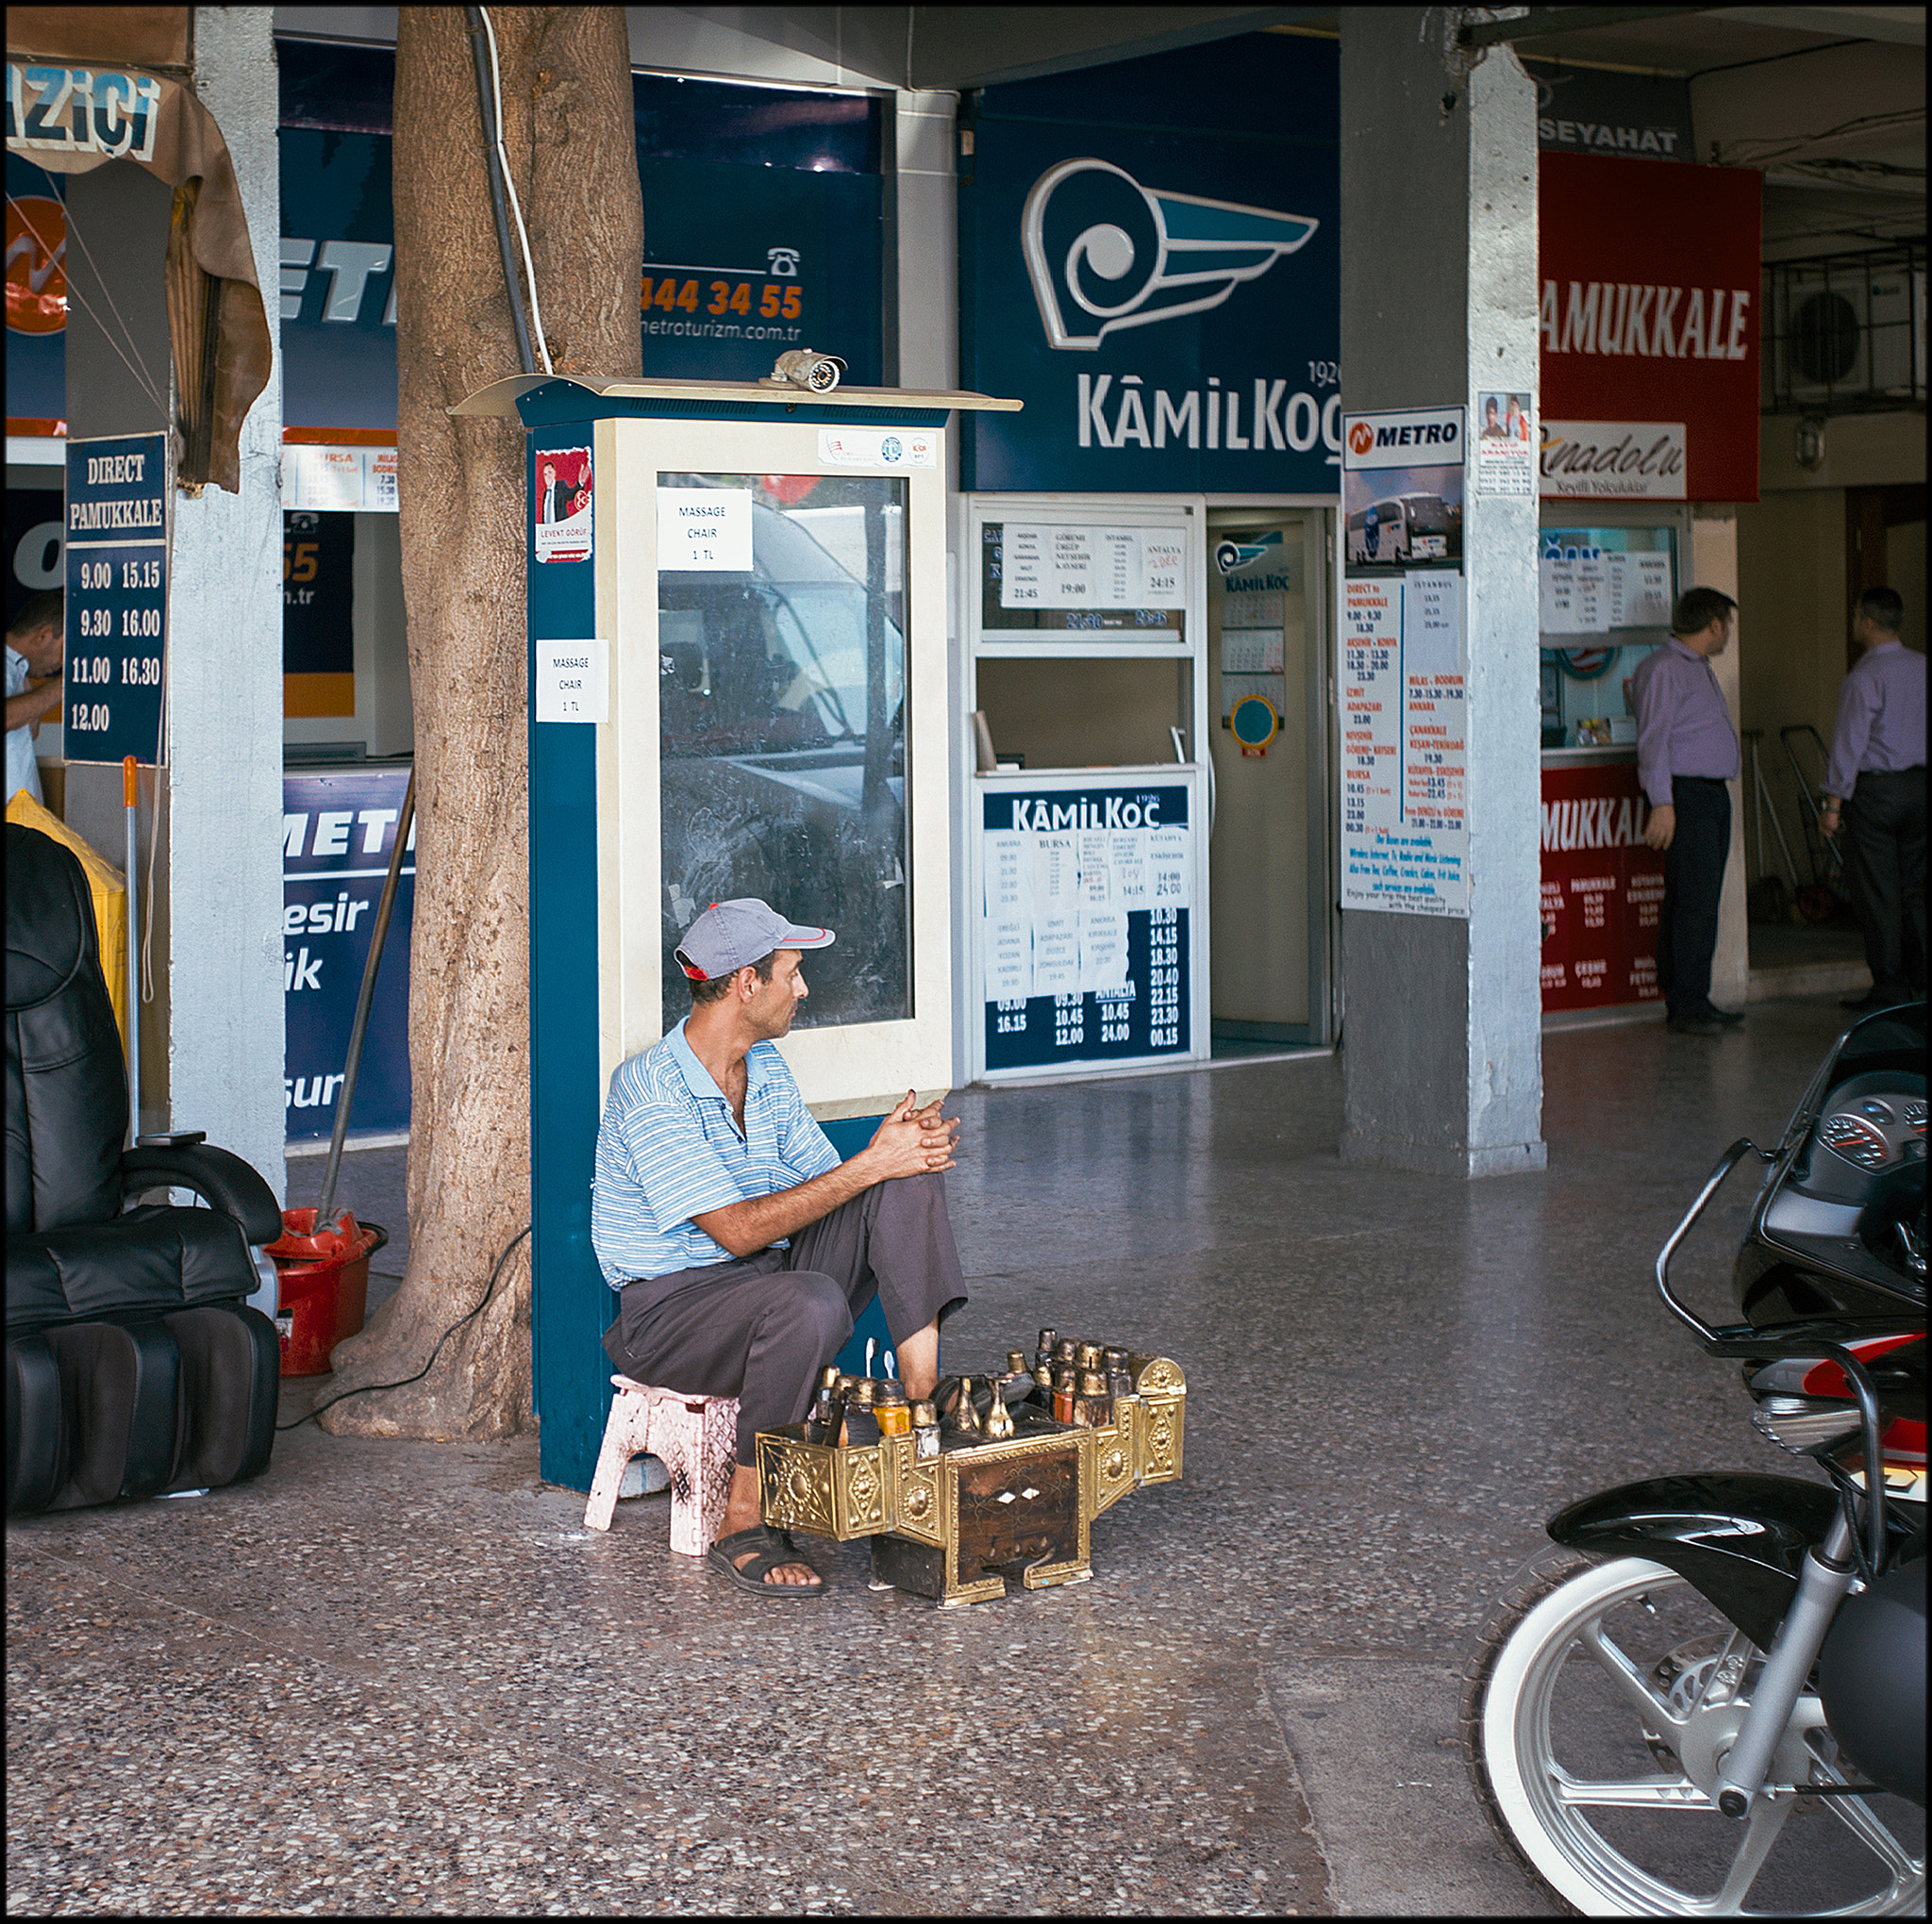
168,8,287,1288
1338,9,1545,1177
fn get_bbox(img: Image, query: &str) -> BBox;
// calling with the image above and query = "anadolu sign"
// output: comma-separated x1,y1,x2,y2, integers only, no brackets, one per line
959,33,1341,494
1538,152,1761,503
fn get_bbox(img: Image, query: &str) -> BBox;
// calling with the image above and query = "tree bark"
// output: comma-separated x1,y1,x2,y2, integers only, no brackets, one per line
322,6,641,1438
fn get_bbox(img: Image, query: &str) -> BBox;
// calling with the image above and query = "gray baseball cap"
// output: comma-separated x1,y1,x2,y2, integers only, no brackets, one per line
674,897,836,983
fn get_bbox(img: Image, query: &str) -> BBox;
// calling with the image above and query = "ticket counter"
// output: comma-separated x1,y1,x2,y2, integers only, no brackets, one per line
1538,505,1689,1013
455,372,1016,1489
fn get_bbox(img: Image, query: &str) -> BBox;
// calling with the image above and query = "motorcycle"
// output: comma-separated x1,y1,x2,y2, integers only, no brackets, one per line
1463,1003,1926,1916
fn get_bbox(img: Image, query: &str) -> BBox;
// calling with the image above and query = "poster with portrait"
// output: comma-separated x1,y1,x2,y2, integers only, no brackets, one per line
534,446,593,564
1474,390,1535,495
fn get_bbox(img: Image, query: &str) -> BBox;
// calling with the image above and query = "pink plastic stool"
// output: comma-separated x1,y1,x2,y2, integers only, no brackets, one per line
583,1375,740,1555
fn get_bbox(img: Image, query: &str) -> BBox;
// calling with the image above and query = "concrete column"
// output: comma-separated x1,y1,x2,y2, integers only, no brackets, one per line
890,86,973,1089
168,7,287,1284
1337,8,1545,1178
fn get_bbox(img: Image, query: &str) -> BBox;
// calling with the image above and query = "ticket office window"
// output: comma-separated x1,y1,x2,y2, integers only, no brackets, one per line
1539,518,1682,750
657,472,908,1035
967,502,1204,771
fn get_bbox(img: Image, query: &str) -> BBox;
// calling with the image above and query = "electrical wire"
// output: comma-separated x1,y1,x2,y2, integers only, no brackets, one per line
461,8,534,376
476,7,553,375
275,1223,531,1431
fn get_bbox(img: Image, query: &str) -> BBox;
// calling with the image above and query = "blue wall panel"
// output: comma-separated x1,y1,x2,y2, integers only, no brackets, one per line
526,424,605,1490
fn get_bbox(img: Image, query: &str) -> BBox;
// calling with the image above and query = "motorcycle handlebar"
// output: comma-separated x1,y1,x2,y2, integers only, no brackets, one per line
1654,1136,1773,1344
1654,1138,1893,1574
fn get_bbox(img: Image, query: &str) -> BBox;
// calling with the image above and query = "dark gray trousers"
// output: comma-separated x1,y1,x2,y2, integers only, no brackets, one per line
1657,775,1731,1019
601,1171,968,1466
1843,767,1926,1002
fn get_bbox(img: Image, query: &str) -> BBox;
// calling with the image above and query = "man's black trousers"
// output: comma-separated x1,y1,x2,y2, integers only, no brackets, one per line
1657,775,1731,1020
1843,766,1927,1003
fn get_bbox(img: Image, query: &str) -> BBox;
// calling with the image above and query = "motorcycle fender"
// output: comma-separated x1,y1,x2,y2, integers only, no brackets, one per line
1548,1473,1840,1652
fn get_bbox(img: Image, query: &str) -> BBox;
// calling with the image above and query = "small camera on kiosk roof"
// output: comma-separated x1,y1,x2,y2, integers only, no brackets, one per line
760,348,846,394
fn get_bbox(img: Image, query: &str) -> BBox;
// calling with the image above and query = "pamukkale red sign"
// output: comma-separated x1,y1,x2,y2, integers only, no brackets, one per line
1539,152,1762,504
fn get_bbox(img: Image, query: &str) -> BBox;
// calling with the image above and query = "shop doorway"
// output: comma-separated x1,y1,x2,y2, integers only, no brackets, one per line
1205,506,1334,1050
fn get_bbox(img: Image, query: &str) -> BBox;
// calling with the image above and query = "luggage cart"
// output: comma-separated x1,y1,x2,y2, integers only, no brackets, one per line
1780,722,1852,923
1741,728,1802,923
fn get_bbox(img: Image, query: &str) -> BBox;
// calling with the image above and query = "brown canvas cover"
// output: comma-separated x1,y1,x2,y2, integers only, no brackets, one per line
6,44,271,492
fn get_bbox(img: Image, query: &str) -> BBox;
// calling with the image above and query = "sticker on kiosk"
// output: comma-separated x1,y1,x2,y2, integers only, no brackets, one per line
534,447,593,563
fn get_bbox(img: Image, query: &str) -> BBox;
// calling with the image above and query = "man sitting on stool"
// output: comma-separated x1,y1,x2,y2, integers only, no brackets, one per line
592,898,968,1598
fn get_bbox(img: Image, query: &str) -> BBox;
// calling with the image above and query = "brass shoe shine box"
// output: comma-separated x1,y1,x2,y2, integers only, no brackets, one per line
756,1355,1185,1607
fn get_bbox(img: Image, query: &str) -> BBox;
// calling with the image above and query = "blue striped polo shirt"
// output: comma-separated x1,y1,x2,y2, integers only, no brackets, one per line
591,1017,841,1288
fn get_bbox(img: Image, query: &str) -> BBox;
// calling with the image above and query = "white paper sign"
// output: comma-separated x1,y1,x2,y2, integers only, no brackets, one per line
365,446,398,512
999,525,1186,608
1034,831,1076,911
1078,909,1127,994
285,444,364,511
534,639,608,723
1573,555,1610,633
984,831,1031,919
1032,912,1080,995
1147,827,1191,912
658,489,752,572
1608,552,1673,628
1339,574,1469,918
1076,830,1111,906
985,918,1031,1002
1108,829,1148,909
1540,557,1578,633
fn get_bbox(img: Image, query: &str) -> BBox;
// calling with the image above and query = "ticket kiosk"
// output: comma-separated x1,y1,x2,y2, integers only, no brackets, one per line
454,373,1017,1491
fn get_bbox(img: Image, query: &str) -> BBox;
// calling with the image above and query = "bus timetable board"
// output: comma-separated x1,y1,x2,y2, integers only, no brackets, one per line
977,777,1197,1076
63,432,168,765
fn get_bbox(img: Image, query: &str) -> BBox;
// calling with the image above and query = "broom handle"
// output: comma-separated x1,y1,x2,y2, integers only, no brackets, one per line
316,766,416,1232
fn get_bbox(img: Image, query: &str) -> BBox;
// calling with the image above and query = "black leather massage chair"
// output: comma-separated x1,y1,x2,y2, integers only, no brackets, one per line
7,822,282,1514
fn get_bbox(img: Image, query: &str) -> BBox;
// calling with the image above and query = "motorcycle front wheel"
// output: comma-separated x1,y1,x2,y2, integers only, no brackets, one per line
1461,1549,1925,1916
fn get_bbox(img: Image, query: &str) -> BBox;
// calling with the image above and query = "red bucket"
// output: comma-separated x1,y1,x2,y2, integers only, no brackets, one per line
265,1208,388,1377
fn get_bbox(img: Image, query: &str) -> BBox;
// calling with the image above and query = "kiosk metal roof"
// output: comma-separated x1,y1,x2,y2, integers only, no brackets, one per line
453,373,1023,419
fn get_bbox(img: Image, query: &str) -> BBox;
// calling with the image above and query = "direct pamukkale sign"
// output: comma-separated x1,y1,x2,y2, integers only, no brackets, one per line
63,433,168,766
1538,152,1761,503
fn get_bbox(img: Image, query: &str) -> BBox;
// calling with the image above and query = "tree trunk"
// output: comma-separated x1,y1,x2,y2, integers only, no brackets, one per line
322,6,641,1438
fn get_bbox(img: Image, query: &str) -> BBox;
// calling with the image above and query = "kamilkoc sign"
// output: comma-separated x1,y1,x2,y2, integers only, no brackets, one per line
1538,153,1761,503
960,33,1341,494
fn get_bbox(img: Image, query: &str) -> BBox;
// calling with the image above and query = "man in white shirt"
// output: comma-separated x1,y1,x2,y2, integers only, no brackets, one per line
6,591,64,805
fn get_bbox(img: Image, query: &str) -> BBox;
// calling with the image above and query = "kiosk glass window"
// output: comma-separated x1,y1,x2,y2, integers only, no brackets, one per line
658,473,909,1032
1539,524,1677,749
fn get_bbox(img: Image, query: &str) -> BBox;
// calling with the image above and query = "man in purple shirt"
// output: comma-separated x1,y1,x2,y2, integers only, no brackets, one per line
1632,586,1742,1036
1821,587,1925,1011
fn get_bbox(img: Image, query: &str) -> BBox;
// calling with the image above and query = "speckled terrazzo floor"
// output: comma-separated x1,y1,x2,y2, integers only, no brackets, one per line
7,995,1863,1916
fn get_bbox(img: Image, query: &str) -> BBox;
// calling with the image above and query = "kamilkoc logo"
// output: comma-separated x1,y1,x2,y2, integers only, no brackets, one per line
1023,158,1318,352
1215,531,1282,574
